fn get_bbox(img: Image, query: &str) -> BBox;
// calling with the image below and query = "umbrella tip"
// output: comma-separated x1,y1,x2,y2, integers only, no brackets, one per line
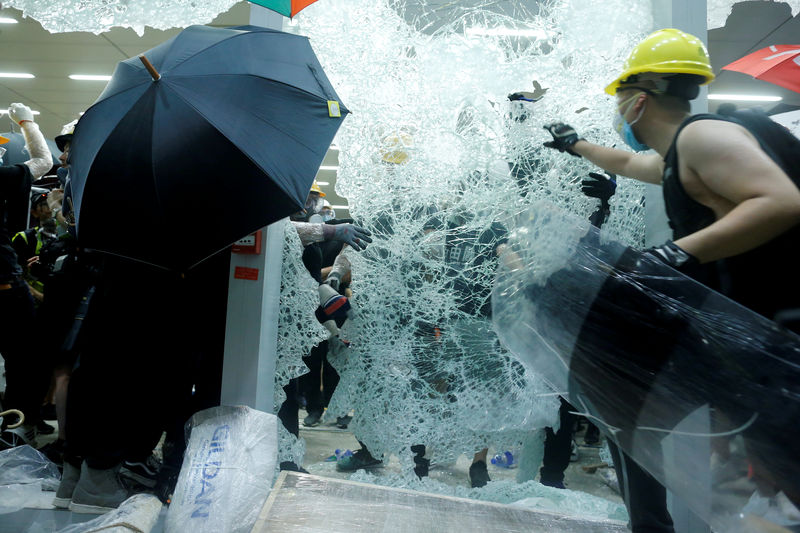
138,54,161,81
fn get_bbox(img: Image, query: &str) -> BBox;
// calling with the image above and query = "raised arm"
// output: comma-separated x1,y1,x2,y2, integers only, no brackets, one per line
543,122,663,184
8,104,52,180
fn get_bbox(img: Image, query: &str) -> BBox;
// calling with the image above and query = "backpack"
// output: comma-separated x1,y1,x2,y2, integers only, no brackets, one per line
701,108,800,186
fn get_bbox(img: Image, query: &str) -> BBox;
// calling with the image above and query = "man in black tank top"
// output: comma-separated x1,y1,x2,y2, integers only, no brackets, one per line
543,29,800,532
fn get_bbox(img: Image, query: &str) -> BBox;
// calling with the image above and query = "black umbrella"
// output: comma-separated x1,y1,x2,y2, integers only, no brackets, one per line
68,24,348,270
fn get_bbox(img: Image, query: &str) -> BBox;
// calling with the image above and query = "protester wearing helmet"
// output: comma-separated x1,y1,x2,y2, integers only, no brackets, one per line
544,28,800,531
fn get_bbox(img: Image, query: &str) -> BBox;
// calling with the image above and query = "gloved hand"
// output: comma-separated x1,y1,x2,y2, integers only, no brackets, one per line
644,241,699,271
323,223,373,251
543,122,583,157
316,283,354,337
8,103,35,125
582,172,617,203
325,271,341,291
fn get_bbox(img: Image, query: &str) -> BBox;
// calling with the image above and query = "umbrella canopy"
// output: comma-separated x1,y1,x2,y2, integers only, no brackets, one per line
0,131,61,170
722,45,800,94
248,0,320,17
68,24,348,271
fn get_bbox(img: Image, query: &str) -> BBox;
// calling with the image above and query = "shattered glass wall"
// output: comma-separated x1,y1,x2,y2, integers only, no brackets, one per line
282,0,653,478
4,0,239,34
274,222,329,466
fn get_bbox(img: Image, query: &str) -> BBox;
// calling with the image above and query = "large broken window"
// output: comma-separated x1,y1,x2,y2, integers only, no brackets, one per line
275,0,653,513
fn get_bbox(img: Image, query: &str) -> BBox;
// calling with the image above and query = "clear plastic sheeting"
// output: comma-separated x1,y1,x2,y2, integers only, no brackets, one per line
166,406,278,533
708,0,800,29
0,445,60,491
56,494,162,533
492,202,800,532
287,0,652,475
4,0,239,35
252,471,630,533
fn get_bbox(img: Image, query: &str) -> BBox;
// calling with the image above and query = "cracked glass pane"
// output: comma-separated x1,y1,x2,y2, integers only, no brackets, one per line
4,0,239,35
276,0,654,517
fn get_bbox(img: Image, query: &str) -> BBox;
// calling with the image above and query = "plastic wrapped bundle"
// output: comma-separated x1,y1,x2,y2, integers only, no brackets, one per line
166,406,278,533
493,202,800,532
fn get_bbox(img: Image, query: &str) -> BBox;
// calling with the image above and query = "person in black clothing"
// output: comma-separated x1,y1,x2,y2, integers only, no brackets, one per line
544,28,800,531
0,103,54,448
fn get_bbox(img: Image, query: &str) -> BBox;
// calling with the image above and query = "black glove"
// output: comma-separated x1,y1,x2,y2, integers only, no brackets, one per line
543,123,583,157
644,241,699,271
582,172,617,204
508,92,541,102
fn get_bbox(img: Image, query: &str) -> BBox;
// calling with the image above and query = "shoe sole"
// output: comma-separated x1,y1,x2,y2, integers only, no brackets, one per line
336,462,384,472
52,496,71,509
69,501,116,514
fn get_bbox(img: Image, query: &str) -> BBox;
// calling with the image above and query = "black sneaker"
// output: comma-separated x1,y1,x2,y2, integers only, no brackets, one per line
469,460,491,488
336,415,352,429
336,449,383,472
411,445,429,479
120,455,161,488
37,420,55,435
41,404,57,421
540,478,567,489
39,439,67,466
303,411,323,427
279,461,309,474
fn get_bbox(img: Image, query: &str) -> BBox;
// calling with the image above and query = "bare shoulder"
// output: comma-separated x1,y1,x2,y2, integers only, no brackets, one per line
677,119,759,158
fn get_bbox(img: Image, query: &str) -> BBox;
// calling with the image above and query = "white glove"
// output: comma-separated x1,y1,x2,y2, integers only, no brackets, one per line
8,103,35,125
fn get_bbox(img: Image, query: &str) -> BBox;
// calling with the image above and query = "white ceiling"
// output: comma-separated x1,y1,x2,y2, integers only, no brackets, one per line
0,2,251,139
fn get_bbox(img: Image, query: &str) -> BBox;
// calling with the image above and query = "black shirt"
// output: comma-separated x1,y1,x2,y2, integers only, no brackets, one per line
443,214,508,318
1,164,33,282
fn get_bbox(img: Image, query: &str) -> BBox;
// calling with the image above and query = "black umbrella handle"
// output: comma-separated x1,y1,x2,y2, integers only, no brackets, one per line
139,55,161,81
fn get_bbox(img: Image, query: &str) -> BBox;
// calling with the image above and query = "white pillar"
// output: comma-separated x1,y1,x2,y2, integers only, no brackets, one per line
648,6,711,533
220,6,285,413
645,0,709,248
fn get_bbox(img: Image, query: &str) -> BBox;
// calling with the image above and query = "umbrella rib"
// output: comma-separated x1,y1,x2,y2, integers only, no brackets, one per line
163,75,332,155
167,72,334,111
157,82,310,202
163,30,309,75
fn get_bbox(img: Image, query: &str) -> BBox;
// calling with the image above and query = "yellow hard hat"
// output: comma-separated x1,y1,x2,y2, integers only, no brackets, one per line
605,28,715,95
310,180,326,197
380,133,413,165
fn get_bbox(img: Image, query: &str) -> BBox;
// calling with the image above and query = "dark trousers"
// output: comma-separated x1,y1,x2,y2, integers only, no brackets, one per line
278,379,300,437
0,280,47,427
299,340,338,415
540,397,576,485
65,260,190,469
607,440,675,533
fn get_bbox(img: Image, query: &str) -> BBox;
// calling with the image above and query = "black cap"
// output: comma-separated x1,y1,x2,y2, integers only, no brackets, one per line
55,133,72,152
31,190,49,207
